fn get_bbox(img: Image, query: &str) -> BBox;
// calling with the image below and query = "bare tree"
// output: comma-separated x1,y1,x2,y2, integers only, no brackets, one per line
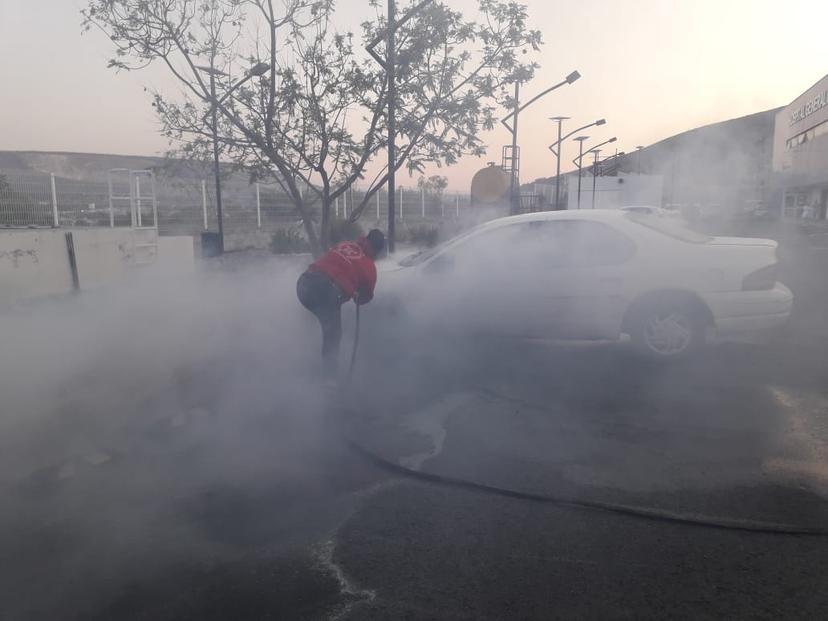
83,0,540,254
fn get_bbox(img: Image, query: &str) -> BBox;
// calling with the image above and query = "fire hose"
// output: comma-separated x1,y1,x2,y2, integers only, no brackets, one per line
340,304,828,537
346,294,361,384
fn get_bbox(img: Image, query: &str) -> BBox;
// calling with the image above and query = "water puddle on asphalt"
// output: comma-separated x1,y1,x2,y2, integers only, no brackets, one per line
313,538,375,621
398,392,478,470
312,480,400,621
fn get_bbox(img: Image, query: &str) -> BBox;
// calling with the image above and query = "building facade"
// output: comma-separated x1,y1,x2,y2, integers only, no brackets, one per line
772,74,828,220
615,108,779,216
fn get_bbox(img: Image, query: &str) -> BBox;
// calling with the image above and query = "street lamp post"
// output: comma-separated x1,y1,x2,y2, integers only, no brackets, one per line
590,149,601,209
209,72,224,253
196,61,270,255
572,136,618,209
197,65,228,254
500,70,581,215
387,0,397,252
572,136,617,169
508,81,521,215
636,145,644,175
548,118,606,210
366,0,435,254
548,116,569,210
573,136,590,209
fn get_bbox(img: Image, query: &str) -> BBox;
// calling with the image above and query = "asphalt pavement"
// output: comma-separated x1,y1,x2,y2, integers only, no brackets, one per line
4,336,827,620
3,241,828,620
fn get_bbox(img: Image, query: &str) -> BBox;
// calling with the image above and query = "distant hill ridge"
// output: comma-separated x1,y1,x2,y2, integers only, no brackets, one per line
0,150,222,182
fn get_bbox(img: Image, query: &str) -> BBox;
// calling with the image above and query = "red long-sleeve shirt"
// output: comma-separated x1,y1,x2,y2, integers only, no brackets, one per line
308,237,377,303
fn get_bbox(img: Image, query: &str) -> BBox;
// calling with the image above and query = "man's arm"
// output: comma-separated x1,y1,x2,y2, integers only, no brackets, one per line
356,259,377,304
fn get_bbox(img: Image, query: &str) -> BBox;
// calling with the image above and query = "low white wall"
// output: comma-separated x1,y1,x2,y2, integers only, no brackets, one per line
0,228,194,306
567,173,664,210
0,230,73,303
157,236,196,274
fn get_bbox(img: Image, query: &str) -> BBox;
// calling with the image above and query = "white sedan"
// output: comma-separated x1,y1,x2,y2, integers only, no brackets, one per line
377,209,792,357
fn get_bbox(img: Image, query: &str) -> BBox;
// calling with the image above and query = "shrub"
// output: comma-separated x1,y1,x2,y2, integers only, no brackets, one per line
407,224,440,247
270,228,310,254
329,218,364,244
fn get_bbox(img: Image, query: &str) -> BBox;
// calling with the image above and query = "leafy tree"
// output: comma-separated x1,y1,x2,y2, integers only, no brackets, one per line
417,174,448,197
83,0,540,254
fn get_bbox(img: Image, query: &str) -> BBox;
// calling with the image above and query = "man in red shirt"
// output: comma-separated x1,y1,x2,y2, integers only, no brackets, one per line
296,229,385,376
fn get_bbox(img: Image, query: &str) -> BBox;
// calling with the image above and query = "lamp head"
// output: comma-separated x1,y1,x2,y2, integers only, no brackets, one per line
566,71,581,84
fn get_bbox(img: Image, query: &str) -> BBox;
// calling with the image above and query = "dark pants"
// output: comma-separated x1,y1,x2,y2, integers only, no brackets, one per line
297,270,344,375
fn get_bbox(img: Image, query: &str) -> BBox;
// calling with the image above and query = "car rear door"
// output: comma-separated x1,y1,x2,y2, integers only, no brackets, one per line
552,220,637,339
486,219,637,339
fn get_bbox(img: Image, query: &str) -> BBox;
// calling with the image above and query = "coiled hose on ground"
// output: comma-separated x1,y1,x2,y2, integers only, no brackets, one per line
342,301,828,537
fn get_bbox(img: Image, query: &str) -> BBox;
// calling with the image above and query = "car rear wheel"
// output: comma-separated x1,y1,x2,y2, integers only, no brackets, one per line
629,299,706,358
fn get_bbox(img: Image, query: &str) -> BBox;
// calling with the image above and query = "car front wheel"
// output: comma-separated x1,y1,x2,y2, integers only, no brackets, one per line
628,299,707,358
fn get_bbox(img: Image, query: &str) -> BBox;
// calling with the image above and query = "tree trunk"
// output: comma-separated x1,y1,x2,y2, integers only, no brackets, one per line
320,198,332,252
298,200,322,257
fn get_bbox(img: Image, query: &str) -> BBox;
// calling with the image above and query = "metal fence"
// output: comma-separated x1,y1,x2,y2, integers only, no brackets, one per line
0,169,472,240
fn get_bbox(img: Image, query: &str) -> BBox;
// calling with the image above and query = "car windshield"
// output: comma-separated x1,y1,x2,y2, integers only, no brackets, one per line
398,222,490,266
398,246,441,266
624,211,712,243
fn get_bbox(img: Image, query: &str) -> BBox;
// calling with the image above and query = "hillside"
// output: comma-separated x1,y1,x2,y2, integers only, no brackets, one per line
0,150,225,182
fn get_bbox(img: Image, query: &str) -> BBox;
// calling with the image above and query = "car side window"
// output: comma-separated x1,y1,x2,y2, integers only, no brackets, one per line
490,221,618,268
451,226,525,266
452,222,569,270
565,221,636,266
514,221,573,267
447,220,634,270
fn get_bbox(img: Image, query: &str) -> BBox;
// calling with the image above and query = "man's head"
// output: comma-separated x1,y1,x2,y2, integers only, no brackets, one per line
365,229,386,258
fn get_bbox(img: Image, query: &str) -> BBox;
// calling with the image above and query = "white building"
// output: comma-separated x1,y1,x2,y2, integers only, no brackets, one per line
772,74,828,220
566,173,663,210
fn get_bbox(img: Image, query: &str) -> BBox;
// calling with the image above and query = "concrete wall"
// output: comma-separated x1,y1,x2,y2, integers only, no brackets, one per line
0,228,194,306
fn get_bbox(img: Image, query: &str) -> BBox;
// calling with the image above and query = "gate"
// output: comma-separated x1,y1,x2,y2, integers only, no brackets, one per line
107,169,158,229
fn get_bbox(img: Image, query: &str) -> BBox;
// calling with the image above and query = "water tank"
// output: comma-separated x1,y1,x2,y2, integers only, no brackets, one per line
470,163,510,205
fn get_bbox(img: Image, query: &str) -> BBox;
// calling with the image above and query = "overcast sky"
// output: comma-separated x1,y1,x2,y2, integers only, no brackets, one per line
1,0,826,190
